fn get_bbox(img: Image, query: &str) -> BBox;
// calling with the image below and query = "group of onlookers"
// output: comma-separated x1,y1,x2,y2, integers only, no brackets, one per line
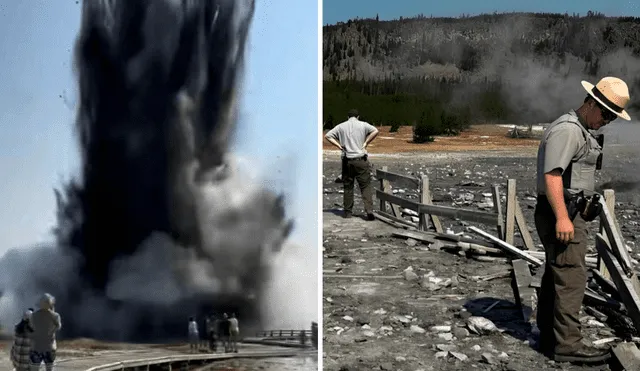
10,293,62,371
188,312,240,353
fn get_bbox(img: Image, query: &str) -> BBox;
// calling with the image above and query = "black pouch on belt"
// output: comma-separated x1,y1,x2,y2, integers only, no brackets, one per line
595,134,604,170
563,189,582,221
580,193,603,222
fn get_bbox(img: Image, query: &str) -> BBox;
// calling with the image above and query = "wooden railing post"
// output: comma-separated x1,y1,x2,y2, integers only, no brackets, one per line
491,184,505,240
419,175,443,233
505,179,517,245
599,189,615,280
379,166,389,213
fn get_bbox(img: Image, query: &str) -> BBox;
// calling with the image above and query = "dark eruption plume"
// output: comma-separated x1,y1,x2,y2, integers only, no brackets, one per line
0,0,297,341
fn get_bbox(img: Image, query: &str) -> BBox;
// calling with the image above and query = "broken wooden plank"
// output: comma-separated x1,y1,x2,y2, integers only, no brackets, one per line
599,189,615,281
505,179,517,245
584,287,626,312
456,242,502,255
468,226,543,266
376,190,498,225
611,342,640,371
392,230,436,244
379,166,402,218
461,270,513,282
512,259,536,323
491,184,505,241
420,175,443,233
514,198,536,251
323,274,403,279
374,210,417,229
585,306,608,322
590,268,621,300
595,233,640,332
527,251,599,267
376,168,420,188
599,197,634,276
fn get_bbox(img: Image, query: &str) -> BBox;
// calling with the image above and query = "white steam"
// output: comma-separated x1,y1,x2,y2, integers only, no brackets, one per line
0,154,317,336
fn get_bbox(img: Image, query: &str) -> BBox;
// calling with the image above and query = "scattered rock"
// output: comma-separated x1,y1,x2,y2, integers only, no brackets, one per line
467,316,499,335
453,327,469,339
410,325,426,334
481,352,497,365
438,333,453,341
404,267,419,281
436,344,457,352
429,325,451,333
449,351,468,362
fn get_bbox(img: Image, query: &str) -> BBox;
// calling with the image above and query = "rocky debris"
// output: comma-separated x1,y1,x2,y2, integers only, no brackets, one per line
467,316,500,335
323,153,640,371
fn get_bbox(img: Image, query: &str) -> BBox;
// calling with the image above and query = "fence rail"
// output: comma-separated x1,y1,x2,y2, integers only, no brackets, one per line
255,329,313,338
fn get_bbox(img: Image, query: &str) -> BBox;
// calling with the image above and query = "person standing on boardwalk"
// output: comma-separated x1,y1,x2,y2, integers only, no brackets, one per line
11,309,33,371
187,317,199,353
205,314,217,352
29,294,61,371
534,76,631,364
325,109,379,220
218,313,231,352
228,313,239,353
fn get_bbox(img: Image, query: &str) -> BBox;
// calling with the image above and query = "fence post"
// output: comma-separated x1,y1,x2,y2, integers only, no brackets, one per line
419,175,443,233
491,184,505,240
505,179,517,245
599,189,615,280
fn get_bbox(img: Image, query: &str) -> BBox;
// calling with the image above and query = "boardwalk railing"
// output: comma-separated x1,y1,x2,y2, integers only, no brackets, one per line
255,329,313,338
375,167,538,251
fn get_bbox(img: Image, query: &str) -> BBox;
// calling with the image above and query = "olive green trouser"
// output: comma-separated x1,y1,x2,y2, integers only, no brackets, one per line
534,196,588,355
342,156,373,214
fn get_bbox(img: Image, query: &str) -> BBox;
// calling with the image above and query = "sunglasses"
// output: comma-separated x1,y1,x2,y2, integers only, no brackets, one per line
596,102,617,122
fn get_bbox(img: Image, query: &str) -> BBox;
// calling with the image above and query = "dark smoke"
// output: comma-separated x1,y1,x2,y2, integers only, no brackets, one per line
0,0,299,342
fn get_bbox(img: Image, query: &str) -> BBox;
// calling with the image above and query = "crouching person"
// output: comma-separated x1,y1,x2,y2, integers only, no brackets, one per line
30,294,61,371
11,309,34,371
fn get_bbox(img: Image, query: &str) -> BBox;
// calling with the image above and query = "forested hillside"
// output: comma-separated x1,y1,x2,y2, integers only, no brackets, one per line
323,12,640,133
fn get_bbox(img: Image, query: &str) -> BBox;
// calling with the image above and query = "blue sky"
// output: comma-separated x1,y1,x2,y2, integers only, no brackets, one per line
0,1,318,256
323,0,640,24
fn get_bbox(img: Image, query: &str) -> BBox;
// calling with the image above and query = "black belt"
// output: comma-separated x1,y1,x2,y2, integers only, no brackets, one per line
344,155,367,161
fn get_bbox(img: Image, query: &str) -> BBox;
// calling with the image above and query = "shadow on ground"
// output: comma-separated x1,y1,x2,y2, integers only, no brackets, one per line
463,297,533,343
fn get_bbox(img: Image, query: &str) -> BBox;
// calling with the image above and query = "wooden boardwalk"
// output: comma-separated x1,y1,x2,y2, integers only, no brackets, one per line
11,343,310,371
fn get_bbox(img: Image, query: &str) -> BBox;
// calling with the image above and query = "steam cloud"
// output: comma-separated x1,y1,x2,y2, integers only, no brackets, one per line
0,0,315,341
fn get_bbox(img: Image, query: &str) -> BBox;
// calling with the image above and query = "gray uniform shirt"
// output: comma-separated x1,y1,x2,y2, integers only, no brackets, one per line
536,110,589,195
325,117,377,159
30,309,61,352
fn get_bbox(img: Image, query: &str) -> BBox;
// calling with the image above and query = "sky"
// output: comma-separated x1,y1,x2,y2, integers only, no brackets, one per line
0,1,318,256
323,0,640,24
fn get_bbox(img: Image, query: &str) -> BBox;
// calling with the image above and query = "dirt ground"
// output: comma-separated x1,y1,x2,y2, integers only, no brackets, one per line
322,126,640,371
322,125,541,153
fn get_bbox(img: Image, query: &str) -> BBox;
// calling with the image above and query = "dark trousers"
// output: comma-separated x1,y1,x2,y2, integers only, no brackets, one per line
534,197,588,354
342,156,373,214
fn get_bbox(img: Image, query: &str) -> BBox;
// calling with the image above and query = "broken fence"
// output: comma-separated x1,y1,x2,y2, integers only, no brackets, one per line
374,166,640,364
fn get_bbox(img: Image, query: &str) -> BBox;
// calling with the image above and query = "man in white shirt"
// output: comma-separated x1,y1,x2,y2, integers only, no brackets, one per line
325,109,379,220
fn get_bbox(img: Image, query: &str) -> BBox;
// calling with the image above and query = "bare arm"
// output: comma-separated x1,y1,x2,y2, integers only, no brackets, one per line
325,136,343,151
363,129,379,149
53,313,62,332
544,170,569,220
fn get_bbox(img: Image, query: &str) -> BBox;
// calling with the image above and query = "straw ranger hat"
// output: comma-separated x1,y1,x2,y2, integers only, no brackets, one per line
581,76,631,121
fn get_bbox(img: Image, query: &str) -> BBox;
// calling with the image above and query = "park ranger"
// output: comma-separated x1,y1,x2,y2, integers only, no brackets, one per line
534,76,631,364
